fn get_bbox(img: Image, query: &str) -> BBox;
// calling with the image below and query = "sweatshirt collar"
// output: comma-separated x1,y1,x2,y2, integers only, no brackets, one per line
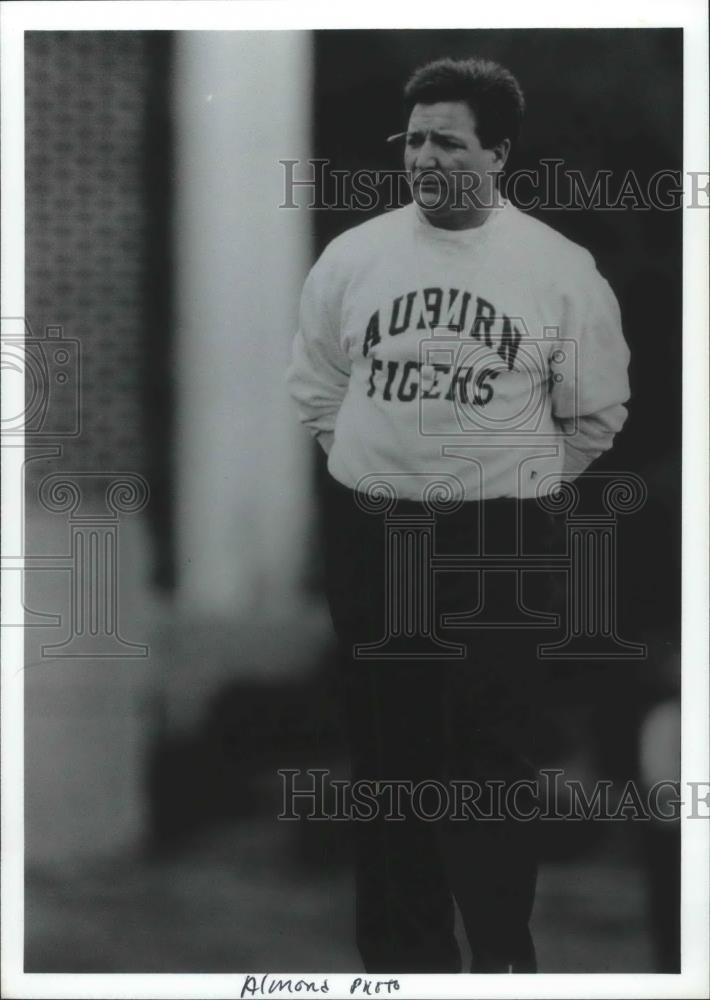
412,198,510,246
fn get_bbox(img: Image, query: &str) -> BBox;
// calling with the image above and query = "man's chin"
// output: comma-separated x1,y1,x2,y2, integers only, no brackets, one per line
414,197,466,220
413,193,453,213
413,189,488,213
413,198,496,230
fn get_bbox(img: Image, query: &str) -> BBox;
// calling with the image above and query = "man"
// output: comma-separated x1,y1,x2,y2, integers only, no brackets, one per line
287,57,630,974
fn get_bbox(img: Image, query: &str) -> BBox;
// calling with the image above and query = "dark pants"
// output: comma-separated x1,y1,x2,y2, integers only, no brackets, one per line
322,473,563,973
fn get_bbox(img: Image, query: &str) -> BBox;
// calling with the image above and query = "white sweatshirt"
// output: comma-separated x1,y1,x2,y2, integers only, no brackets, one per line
287,200,630,502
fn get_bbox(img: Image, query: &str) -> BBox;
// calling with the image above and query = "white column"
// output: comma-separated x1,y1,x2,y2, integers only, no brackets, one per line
173,31,313,617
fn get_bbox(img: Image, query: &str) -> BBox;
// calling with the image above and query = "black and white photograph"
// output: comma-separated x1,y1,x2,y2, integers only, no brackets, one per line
1,2,708,998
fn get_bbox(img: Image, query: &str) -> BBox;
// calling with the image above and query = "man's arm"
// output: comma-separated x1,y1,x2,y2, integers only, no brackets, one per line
286,251,350,454
550,257,631,478
556,405,628,478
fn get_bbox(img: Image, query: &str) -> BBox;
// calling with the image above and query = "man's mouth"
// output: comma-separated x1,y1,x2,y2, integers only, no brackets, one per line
413,175,446,191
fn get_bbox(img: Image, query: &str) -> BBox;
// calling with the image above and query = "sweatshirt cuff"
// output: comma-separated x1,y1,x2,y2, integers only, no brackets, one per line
315,430,335,455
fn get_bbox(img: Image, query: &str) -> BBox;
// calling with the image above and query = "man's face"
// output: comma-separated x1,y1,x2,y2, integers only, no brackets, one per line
404,101,507,226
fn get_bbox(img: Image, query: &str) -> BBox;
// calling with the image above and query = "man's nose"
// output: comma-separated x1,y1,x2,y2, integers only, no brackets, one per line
414,138,439,170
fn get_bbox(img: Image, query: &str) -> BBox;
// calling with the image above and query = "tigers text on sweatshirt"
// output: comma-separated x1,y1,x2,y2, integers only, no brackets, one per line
287,200,630,502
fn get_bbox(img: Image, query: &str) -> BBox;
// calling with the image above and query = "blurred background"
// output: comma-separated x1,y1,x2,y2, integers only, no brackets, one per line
23,29,681,973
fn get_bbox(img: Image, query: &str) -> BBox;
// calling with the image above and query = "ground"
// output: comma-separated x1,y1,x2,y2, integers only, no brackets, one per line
26,816,654,974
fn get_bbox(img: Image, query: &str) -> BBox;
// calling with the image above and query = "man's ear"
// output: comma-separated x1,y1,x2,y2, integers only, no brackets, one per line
491,138,511,169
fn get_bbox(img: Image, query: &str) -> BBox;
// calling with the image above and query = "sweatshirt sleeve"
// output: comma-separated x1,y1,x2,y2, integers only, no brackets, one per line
550,256,631,478
286,249,351,454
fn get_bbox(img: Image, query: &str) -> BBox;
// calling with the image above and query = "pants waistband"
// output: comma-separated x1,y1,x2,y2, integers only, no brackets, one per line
325,472,551,513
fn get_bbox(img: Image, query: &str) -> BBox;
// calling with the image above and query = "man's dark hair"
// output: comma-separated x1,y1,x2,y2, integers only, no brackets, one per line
403,57,526,149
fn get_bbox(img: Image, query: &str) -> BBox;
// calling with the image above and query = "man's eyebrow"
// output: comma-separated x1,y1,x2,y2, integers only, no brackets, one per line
386,128,467,143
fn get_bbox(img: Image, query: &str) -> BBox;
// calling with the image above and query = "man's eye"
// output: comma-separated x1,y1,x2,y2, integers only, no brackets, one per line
406,135,423,147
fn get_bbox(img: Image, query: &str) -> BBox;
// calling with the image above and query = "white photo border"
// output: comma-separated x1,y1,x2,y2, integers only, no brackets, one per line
2,1,708,998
